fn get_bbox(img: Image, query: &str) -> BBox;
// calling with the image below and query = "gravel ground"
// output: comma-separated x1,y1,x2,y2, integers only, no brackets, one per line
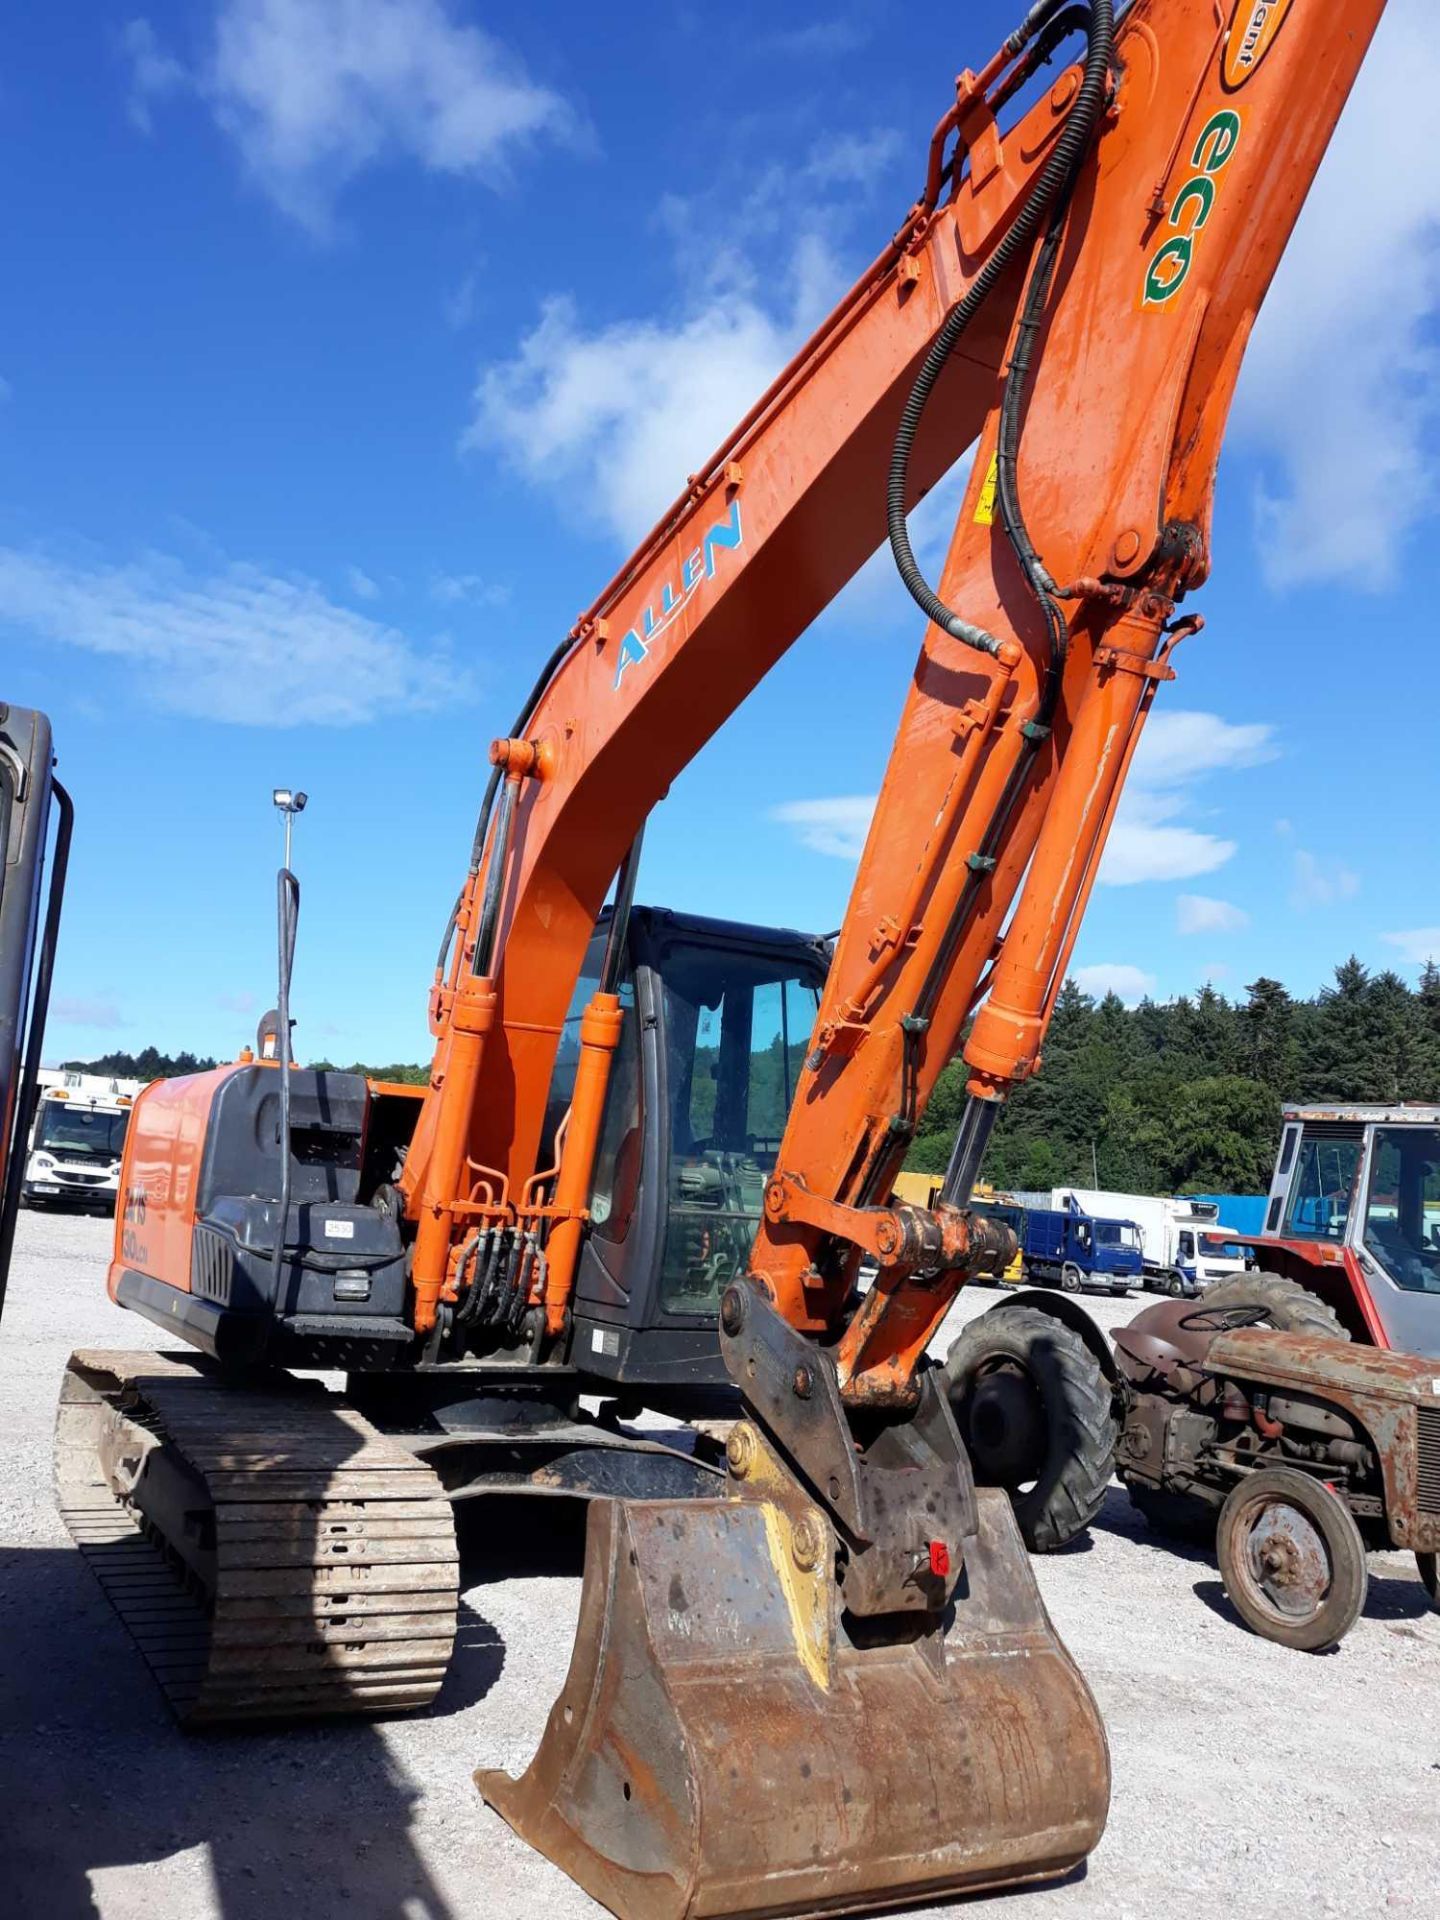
1,1210,1436,1920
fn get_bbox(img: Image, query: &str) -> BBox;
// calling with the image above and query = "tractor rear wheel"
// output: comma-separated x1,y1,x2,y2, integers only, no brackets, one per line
943,1306,1117,1553
1199,1271,1348,1341
1417,1552,1438,1609
1217,1465,1368,1651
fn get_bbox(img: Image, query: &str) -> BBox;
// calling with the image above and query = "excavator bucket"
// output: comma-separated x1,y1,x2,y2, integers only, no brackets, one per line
478,1485,1109,1920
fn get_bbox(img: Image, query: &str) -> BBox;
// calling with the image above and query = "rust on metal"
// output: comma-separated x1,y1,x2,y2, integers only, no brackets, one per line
477,1486,1109,1920
1205,1329,1440,1551
56,1349,459,1723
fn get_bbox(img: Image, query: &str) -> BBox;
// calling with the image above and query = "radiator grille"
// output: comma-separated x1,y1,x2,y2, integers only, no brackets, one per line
190,1229,233,1307
1418,1407,1440,1518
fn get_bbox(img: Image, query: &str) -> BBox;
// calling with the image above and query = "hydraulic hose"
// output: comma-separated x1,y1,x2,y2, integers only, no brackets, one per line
856,2,1114,1210
886,0,1114,653
437,627,585,979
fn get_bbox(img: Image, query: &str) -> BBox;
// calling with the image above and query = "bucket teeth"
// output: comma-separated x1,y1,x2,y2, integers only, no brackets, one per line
478,1487,1109,1920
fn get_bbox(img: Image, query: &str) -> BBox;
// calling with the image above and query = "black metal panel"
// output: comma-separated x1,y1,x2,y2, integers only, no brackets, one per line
196,1066,369,1213
197,1194,409,1321
114,1267,269,1364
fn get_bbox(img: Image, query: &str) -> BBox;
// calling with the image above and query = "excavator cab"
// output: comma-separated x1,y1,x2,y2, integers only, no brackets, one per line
561,906,830,1395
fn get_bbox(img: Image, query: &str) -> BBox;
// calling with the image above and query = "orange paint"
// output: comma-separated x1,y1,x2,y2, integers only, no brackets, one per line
368,0,1386,1380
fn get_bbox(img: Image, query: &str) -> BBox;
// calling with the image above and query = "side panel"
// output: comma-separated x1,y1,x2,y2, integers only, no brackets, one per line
109,1067,238,1302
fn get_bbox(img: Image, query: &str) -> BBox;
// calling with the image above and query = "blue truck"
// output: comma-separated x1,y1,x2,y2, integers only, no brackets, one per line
1021,1196,1144,1296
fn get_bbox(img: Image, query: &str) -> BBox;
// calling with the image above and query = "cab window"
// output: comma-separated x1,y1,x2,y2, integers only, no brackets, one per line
1362,1127,1440,1293
1284,1129,1362,1241
658,947,821,1316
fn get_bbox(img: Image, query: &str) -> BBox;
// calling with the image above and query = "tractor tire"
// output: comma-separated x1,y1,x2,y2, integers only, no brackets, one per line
1198,1270,1349,1342
1417,1552,1438,1610
1216,1465,1368,1651
943,1306,1117,1553
1122,1477,1218,1544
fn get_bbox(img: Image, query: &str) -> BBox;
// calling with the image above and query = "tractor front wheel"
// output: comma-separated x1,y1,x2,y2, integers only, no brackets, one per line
1217,1466,1367,1651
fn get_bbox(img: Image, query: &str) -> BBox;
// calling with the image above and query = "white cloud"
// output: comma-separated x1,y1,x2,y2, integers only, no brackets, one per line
1289,849,1360,911
470,289,807,548
0,544,462,726
1177,894,1249,936
468,127,905,546
760,18,872,58
1101,815,1236,887
1234,0,1440,588
1382,928,1440,966
1099,709,1274,887
346,564,380,600
126,2,571,232
430,571,508,608
769,795,874,861
1072,964,1156,1007
52,995,124,1030
122,18,188,133
1129,711,1277,787
444,269,479,330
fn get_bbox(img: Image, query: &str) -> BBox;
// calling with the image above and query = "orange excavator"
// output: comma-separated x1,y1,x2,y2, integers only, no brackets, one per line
53,2,1390,1915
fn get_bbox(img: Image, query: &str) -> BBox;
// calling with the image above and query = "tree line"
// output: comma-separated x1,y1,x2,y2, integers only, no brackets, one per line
59,1047,218,1079
907,957,1440,1195
62,955,1440,1200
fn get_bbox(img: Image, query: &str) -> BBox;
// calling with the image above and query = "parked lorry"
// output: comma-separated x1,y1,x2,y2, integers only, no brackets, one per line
1022,1196,1142,1296
22,1071,140,1213
1052,1187,1250,1297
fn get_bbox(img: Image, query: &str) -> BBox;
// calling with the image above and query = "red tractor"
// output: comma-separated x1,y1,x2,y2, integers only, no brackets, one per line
945,1105,1440,1650
1243,1104,1440,1353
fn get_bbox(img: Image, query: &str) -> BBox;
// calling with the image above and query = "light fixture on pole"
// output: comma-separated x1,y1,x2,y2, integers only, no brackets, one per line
272,788,308,871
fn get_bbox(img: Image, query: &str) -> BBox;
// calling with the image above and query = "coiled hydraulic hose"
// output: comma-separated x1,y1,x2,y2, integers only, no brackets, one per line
854,1,1114,1211
886,0,1114,656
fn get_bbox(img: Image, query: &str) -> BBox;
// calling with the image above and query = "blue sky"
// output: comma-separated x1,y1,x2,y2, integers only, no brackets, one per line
4,0,1438,1069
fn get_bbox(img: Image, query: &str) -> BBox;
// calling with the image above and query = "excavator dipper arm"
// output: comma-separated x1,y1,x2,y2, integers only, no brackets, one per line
454,3,1386,1914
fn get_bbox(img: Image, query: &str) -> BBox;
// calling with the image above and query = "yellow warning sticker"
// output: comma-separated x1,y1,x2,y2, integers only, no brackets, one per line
973,452,998,526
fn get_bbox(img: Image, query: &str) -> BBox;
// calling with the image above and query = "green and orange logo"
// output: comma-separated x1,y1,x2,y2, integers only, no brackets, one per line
1142,108,1242,308
1222,0,1296,92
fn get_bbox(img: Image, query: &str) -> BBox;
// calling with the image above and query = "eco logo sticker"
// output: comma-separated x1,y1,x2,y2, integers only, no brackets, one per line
1142,108,1242,308
1222,0,1296,92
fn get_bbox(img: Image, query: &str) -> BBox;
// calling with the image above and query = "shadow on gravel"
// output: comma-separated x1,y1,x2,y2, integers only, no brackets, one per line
0,1546,483,1919
1192,1564,1434,1636
1088,1485,1215,1562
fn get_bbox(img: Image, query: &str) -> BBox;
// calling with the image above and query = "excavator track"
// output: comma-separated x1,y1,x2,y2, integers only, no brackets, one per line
56,1349,459,1725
